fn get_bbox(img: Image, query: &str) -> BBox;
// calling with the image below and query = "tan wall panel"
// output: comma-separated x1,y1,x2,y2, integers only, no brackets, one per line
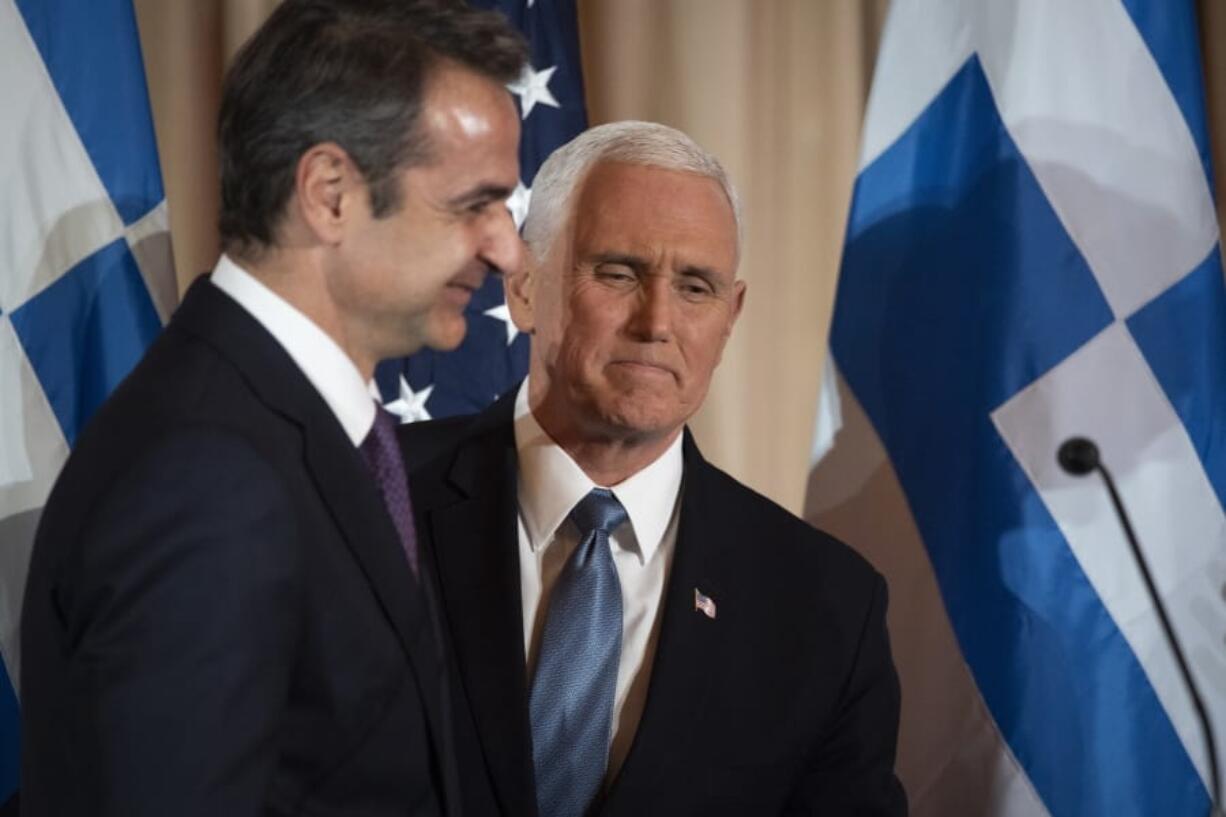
132,0,281,293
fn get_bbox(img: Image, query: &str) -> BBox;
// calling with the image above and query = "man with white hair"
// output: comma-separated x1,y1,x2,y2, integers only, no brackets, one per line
402,121,906,816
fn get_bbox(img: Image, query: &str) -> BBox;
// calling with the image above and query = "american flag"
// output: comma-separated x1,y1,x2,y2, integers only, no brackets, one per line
373,0,588,420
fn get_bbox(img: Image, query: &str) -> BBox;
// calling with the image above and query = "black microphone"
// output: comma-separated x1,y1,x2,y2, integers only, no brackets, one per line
1058,437,1221,815
1056,436,1099,476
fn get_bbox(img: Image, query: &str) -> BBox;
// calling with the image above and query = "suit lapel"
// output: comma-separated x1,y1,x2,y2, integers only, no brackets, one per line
603,432,728,807
172,279,453,792
298,420,447,699
413,397,538,817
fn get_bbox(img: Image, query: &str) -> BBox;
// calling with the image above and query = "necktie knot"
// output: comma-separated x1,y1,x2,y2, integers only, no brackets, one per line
569,488,628,537
360,406,399,465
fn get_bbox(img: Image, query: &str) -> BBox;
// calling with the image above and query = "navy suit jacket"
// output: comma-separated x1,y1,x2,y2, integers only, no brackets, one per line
401,391,907,816
21,278,458,817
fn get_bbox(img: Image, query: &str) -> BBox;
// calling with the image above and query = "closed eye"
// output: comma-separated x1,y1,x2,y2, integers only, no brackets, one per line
678,271,717,297
464,195,510,217
592,258,642,285
448,184,514,216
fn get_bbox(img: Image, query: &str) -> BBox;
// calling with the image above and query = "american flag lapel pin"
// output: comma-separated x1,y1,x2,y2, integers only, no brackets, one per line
694,588,717,620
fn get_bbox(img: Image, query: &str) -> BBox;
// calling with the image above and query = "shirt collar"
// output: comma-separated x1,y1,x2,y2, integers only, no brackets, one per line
513,379,683,565
210,254,375,446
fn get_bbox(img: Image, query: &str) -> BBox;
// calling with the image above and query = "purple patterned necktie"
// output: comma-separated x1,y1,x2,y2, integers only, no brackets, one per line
359,406,419,578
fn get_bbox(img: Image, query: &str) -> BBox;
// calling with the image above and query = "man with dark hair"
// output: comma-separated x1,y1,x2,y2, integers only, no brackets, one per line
402,122,907,816
19,2,526,815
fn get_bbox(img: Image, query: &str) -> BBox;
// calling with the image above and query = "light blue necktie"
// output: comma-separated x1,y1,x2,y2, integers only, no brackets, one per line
530,488,627,817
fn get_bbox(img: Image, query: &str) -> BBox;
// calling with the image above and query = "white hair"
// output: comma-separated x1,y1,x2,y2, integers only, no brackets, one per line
521,120,743,264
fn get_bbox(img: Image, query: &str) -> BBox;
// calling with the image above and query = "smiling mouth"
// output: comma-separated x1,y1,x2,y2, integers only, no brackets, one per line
448,266,488,296
444,275,484,301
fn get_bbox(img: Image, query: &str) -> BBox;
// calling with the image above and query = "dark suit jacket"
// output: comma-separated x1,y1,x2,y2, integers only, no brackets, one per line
401,391,907,816
20,278,458,817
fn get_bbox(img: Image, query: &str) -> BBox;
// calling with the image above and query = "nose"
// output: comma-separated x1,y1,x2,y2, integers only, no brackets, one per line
481,205,527,278
628,274,672,342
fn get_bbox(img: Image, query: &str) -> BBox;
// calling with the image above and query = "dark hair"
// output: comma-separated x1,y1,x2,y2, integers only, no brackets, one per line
217,0,527,257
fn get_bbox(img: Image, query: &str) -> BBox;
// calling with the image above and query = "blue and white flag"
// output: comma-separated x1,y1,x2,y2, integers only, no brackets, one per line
806,2,1224,816
374,0,587,419
0,0,176,802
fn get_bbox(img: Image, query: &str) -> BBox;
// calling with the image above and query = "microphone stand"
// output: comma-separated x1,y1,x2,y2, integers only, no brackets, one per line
1059,437,1221,817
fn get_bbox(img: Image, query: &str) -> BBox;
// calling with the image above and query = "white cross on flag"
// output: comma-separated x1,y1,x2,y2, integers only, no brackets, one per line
808,2,1225,815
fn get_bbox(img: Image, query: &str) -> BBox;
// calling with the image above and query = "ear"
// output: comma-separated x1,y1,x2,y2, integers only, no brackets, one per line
505,253,537,334
294,142,362,245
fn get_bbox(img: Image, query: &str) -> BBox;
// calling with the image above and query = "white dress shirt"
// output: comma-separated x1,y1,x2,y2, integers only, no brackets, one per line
513,380,683,782
211,254,375,445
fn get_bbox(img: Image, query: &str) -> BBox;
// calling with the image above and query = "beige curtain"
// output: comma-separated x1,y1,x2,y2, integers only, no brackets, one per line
134,0,281,290
134,0,1226,515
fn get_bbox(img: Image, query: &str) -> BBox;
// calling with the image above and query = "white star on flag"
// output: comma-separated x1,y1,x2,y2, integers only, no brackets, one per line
377,376,434,424
484,303,520,346
508,64,560,120
507,181,532,229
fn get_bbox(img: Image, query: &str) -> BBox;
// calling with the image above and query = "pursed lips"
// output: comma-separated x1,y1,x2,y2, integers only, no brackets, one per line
609,358,678,381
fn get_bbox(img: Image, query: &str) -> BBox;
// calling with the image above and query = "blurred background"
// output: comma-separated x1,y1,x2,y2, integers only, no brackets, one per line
131,0,1226,513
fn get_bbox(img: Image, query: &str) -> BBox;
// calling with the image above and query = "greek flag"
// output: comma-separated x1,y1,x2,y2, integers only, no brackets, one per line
806,2,1225,816
374,0,587,420
0,0,175,804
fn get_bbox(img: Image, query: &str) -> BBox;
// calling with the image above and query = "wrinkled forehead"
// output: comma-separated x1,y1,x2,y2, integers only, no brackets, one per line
568,161,740,266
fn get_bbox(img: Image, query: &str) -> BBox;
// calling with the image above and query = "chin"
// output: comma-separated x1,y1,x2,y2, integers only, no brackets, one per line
596,400,684,440
423,317,468,353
